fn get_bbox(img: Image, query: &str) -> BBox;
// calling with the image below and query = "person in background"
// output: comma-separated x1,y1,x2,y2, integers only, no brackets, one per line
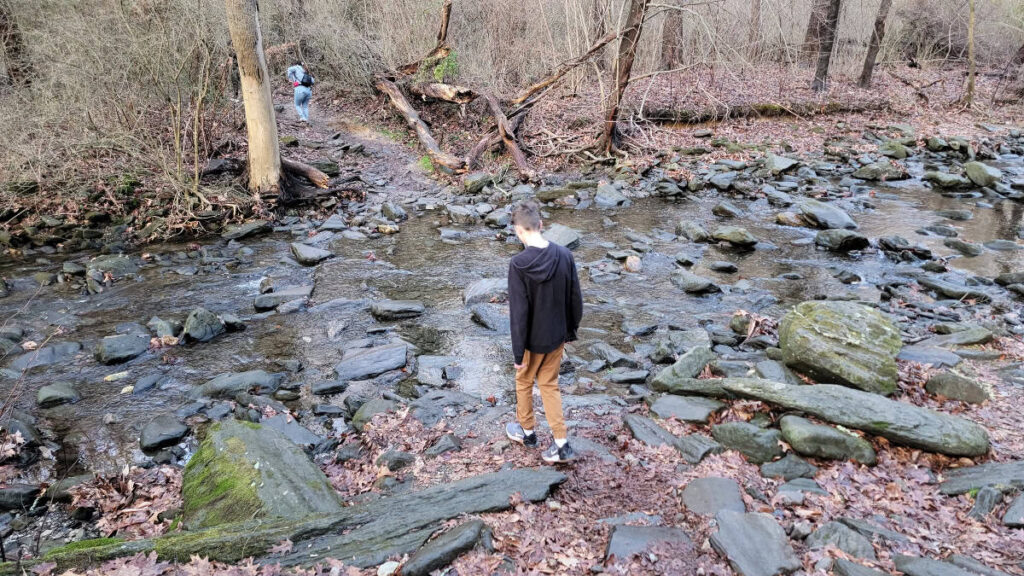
286,61,314,123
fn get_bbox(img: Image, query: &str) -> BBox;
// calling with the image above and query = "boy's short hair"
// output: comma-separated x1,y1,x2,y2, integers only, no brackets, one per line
511,200,542,231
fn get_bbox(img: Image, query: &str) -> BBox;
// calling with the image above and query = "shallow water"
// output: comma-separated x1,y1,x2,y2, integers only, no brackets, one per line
1,172,1022,476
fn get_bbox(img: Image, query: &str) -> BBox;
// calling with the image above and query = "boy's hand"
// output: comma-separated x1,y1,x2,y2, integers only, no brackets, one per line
514,363,524,371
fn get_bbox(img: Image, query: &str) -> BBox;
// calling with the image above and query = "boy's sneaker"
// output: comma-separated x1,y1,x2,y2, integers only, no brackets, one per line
505,422,538,448
542,441,576,463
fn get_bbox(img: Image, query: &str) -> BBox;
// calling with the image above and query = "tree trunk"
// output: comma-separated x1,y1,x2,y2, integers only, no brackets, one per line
661,5,683,69
747,0,762,59
811,0,841,92
0,0,32,86
224,0,282,197
858,0,892,87
964,0,976,107
803,0,830,59
591,0,609,71
598,0,649,155
374,76,465,172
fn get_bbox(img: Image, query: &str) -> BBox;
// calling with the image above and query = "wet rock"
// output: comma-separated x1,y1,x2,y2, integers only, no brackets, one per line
253,285,314,311
964,161,1003,187
649,395,725,423
651,345,715,390
290,243,334,265
463,172,493,194
590,342,638,368
926,371,991,404
470,304,510,333
351,398,399,432
1003,493,1024,527
86,254,138,279
720,379,990,457
445,204,478,225
190,370,283,399
682,477,745,515
711,421,783,463
924,171,970,188
764,153,799,175
671,269,720,294
806,521,876,560
713,226,757,248
710,510,801,576
334,342,408,382
944,238,984,257
10,341,82,372
37,381,80,408
995,271,1024,286
381,202,407,222
879,140,912,159
370,300,425,320
183,308,226,342
0,484,41,510
320,214,347,231
607,368,649,383
595,183,629,208
484,209,510,228
140,414,188,451
798,199,857,230
852,160,909,181
605,525,692,562
542,223,581,249
916,277,991,302
463,278,507,305
182,419,342,529
938,460,1024,495
985,239,1022,251
94,332,150,364
760,454,817,481
712,201,743,218
222,220,271,240
815,229,869,252
677,221,712,242
401,519,491,576
780,415,876,465
779,301,902,395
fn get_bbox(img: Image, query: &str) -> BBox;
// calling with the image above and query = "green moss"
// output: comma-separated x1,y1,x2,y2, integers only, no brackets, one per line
418,155,435,173
967,488,980,498
43,538,123,559
182,434,262,529
431,52,459,83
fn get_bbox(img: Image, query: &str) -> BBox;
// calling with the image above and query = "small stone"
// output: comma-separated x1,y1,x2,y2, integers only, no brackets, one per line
290,243,334,265
38,382,80,408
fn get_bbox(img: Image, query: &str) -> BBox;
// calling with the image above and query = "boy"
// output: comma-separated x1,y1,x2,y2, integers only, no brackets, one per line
504,200,583,463
285,61,314,123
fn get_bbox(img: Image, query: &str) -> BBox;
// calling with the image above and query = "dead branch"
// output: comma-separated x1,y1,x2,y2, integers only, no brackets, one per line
467,114,525,169
397,0,454,76
374,76,465,172
281,157,329,188
482,94,535,180
886,70,935,103
436,0,452,45
409,82,478,104
510,29,619,107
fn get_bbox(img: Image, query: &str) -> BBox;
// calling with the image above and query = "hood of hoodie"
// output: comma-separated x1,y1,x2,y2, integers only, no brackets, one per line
512,244,564,283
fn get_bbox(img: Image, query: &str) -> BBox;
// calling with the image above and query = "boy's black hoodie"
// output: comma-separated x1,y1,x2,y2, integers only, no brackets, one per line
508,242,583,365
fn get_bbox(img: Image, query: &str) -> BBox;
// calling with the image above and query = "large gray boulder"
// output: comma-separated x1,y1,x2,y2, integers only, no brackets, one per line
938,460,1024,495
290,243,334,266
806,521,876,560
710,510,801,576
711,422,783,464
650,345,715,391
182,419,343,529
183,308,225,342
463,278,507,305
779,415,877,465
671,269,720,294
798,199,857,230
190,370,283,399
719,379,991,457
779,301,902,395
222,220,271,240
543,223,581,249
94,333,150,364
595,183,628,208
333,342,408,381
964,161,1003,187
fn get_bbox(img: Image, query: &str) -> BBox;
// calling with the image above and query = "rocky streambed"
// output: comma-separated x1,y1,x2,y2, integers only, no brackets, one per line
0,123,1023,574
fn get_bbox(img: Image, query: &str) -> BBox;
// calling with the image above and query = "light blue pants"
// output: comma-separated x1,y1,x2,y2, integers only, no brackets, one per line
294,86,311,121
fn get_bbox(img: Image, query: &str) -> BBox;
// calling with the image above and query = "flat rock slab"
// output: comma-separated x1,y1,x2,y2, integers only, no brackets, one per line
290,243,334,266
779,415,876,465
37,382,80,408
779,300,902,395
651,345,716,391
798,199,857,230
720,379,990,457
223,220,271,240
416,355,459,387
543,223,581,249
649,395,725,423
894,555,987,576
711,421,783,464
95,333,150,364
939,460,1024,495
470,303,510,333
140,414,188,451
370,300,425,320
898,345,963,368
805,521,876,560
624,414,677,447
682,477,745,515
334,342,408,382
10,341,81,372
1004,493,1024,527
605,525,692,561
190,370,283,399
463,278,507,305
760,454,817,481
710,510,800,576
254,286,314,311
400,519,490,576
675,434,723,464
833,559,889,576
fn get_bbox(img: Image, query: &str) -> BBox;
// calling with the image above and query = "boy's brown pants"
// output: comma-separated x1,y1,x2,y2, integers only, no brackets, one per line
515,344,566,439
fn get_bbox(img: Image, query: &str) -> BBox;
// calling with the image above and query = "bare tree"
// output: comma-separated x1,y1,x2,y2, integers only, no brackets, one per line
591,0,609,71
224,0,282,197
747,0,762,59
598,0,649,155
661,3,683,68
964,0,976,107
858,0,893,87
811,0,841,92
803,0,830,58
0,0,32,86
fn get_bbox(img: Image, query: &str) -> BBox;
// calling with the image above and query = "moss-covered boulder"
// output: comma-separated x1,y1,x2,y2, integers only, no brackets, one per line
779,301,902,395
182,420,341,529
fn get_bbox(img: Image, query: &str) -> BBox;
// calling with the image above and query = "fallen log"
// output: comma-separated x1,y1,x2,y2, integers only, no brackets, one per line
467,114,525,170
281,157,329,188
642,100,887,124
375,76,465,172
483,94,535,179
510,29,619,107
409,82,478,104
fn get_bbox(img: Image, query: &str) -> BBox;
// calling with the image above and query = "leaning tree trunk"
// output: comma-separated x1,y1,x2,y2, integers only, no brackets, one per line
964,0,976,107
598,0,649,155
858,0,892,87
747,0,762,59
803,0,830,59
811,0,841,92
0,0,32,86
660,4,683,69
225,0,282,198
591,0,609,71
